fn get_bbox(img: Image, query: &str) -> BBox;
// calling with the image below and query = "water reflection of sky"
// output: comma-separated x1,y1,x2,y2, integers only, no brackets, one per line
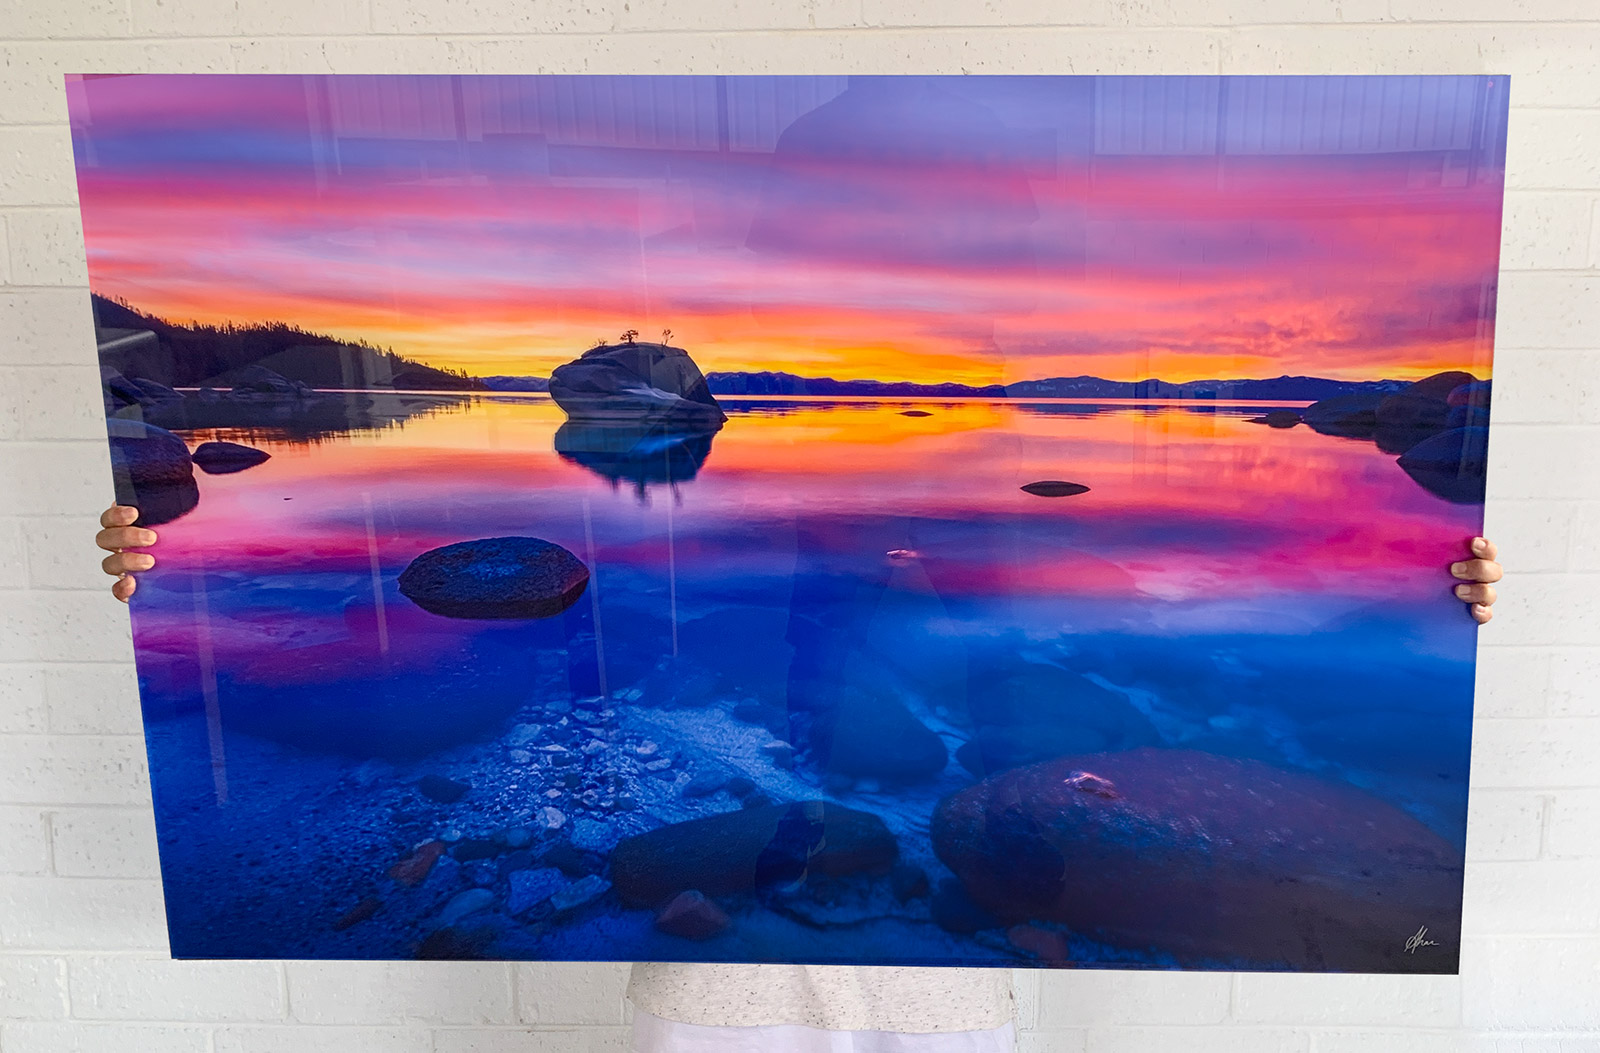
132,398,1478,771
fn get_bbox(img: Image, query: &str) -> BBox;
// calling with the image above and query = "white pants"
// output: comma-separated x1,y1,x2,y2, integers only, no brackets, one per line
630,1009,1017,1053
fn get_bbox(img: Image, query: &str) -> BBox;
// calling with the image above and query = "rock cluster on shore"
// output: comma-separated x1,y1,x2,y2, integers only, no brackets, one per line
1244,371,1489,503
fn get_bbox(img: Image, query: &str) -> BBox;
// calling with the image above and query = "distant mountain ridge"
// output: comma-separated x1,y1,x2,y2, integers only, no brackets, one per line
704,370,1410,401
460,369,1413,400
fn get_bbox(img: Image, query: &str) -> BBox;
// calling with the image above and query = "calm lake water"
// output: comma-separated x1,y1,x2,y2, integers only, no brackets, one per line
130,395,1481,965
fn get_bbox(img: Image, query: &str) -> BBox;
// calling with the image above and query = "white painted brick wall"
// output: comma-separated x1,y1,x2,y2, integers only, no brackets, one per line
0,3,1595,1051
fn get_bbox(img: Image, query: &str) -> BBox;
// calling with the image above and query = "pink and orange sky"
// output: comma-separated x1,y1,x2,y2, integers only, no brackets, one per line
66,74,1507,385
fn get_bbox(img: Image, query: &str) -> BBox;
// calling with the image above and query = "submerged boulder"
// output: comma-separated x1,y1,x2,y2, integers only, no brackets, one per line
550,341,727,428
931,748,1465,972
610,801,896,908
804,688,949,781
192,440,271,474
398,537,589,619
957,664,1159,777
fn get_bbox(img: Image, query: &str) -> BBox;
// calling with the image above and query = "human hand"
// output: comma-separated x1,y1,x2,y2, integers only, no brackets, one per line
1451,537,1501,625
95,504,157,603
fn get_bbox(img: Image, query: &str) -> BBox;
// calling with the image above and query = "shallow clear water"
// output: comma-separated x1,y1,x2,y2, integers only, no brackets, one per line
131,394,1481,966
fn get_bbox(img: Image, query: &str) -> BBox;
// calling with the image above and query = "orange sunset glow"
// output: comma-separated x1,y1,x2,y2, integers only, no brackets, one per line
68,75,1504,387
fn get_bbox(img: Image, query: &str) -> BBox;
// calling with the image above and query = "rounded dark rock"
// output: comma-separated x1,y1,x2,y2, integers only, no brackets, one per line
192,440,272,474
1021,480,1090,498
931,748,1466,971
1245,410,1302,429
398,537,589,620
611,801,897,908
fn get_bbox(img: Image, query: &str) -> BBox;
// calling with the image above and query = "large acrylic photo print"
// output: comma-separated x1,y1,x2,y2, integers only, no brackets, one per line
69,74,1505,971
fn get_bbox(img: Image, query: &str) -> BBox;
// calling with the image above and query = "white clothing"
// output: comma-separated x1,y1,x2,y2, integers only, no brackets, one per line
629,1008,1016,1053
625,963,1015,1033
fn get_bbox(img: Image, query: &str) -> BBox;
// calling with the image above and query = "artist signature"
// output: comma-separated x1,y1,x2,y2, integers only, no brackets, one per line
1404,925,1441,954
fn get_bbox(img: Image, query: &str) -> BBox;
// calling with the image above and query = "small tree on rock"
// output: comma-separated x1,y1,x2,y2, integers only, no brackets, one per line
621,329,639,344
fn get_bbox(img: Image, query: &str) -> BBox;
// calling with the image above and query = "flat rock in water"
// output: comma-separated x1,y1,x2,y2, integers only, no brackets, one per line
551,874,611,914
899,409,933,417
655,890,731,940
192,440,271,474
1021,480,1090,498
418,774,470,803
931,748,1465,972
1245,410,1302,428
388,841,447,887
332,896,381,931
398,537,589,620
610,801,897,908
508,867,568,914
569,817,614,853
437,888,495,928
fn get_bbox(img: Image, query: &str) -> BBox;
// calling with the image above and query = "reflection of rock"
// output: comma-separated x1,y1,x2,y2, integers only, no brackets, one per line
1020,481,1090,497
398,537,589,619
550,341,727,427
554,420,716,494
1244,410,1301,428
106,419,200,526
957,664,1158,778
931,748,1465,972
192,440,271,474
610,801,896,908
1397,427,1489,504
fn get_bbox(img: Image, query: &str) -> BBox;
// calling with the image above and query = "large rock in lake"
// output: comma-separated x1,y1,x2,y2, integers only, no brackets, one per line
192,440,271,474
398,537,589,619
550,342,727,428
931,748,1464,972
610,801,896,908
